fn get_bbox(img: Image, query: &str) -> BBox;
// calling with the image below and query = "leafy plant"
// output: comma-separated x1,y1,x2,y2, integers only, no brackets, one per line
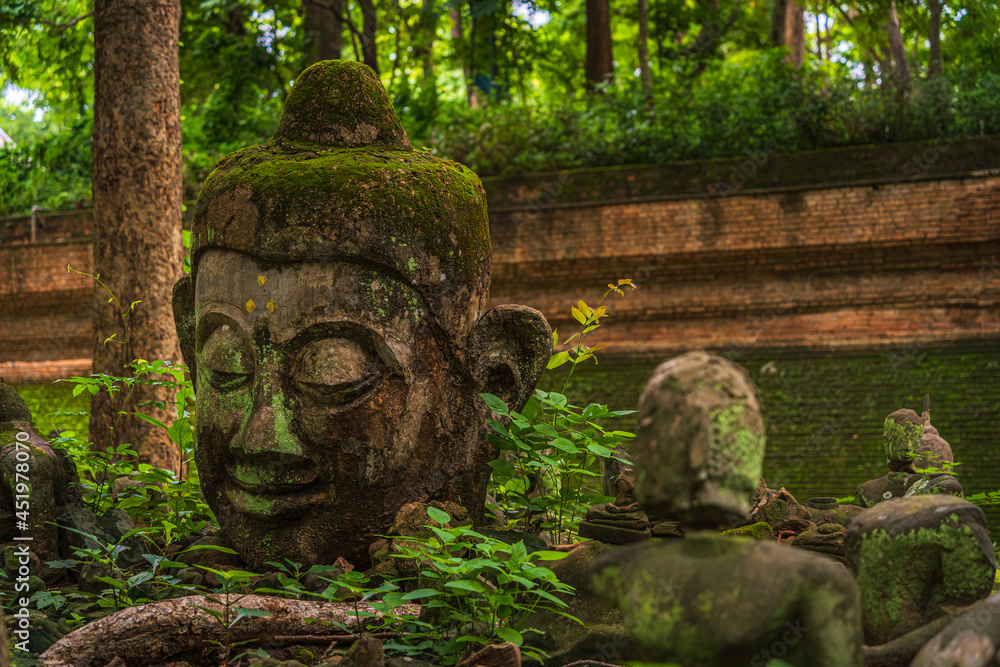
380,506,579,664
193,566,272,664
483,279,637,543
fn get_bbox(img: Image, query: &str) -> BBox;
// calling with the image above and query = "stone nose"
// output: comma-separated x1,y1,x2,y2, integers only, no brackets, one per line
231,399,306,458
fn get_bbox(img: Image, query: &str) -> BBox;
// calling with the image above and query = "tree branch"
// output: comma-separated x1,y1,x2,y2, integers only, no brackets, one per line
39,11,93,33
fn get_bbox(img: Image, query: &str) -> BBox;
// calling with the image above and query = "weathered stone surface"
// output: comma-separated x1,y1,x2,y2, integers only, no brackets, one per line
804,497,865,527
595,352,862,666
1,385,87,567
632,351,765,529
0,382,32,422
721,521,773,541
844,495,996,646
456,642,520,667
595,533,864,666
910,594,1000,667
915,409,954,471
792,523,847,563
749,487,812,528
855,471,963,508
341,632,384,667
523,541,637,665
173,61,551,568
884,408,925,472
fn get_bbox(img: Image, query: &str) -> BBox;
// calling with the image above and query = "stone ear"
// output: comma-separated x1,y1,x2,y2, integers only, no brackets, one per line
172,274,197,386
469,304,552,412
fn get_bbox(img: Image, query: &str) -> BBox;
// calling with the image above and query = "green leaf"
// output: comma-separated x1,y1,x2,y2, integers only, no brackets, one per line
426,506,451,525
546,350,571,370
480,393,510,416
550,438,578,453
587,443,613,457
496,626,523,645
401,588,440,601
443,579,486,593
530,550,570,561
132,412,168,429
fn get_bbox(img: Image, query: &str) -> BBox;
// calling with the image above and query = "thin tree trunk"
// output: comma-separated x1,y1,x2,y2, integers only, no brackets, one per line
784,0,804,66
886,0,910,87
305,0,343,65
419,0,436,87
927,0,943,77
585,0,614,88
638,0,652,90
91,0,183,473
771,0,787,46
450,3,472,103
358,0,379,74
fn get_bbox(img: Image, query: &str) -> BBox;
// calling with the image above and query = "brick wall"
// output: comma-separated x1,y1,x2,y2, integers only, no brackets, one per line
2,136,998,378
1,135,999,531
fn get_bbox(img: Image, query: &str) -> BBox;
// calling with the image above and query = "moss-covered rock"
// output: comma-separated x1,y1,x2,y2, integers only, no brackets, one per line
722,521,774,541
522,540,637,665
0,381,32,422
844,495,996,646
594,532,863,666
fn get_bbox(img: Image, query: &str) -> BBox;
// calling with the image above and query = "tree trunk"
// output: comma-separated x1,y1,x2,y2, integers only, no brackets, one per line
91,0,183,473
886,0,910,88
771,0,803,66
637,0,652,90
585,0,614,88
305,0,343,65
358,0,379,74
927,0,943,77
784,0,804,66
771,0,787,46
451,3,473,103
419,0,436,86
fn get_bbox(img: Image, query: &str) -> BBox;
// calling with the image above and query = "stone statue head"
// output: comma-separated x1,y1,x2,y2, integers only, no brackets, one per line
632,351,765,529
883,408,924,472
172,61,550,567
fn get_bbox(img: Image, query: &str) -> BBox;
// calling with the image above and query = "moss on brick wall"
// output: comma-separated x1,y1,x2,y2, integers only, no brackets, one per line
547,340,1000,537
12,383,90,437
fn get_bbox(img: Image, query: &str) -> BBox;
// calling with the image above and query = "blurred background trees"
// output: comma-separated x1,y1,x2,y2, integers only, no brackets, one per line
0,0,998,214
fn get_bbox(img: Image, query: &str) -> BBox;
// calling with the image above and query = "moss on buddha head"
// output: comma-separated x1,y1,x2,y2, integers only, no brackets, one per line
189,60,492,339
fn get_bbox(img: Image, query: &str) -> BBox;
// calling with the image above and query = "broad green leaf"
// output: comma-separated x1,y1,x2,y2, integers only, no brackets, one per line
496,626,523,645
480,393,510,416
401,588,440,601
444,579,486,593
426,506,451,525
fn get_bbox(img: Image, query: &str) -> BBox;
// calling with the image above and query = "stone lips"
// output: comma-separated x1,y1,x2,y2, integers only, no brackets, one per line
189,60,492,341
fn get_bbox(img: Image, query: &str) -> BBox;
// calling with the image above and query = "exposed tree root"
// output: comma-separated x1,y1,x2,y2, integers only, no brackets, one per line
38,595,416,667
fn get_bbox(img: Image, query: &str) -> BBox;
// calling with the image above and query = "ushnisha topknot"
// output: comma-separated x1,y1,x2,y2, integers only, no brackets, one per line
188,60,491,337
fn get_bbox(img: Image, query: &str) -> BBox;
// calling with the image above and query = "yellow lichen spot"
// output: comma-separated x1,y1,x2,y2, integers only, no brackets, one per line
246,299,256,313
266,299,277,313
258,275,267,286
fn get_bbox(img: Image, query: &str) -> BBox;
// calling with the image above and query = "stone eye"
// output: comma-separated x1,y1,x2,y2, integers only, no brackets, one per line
295,338,381,407
201,325,252,391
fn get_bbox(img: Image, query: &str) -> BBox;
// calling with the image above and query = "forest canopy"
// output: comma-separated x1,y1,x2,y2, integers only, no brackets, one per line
0,0,997,217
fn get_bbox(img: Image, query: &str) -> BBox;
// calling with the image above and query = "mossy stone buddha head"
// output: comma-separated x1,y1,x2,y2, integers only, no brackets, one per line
172,61,550,568
632,351,766,529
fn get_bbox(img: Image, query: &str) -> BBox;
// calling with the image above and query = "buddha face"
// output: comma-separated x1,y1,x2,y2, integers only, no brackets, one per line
192,249,498,567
